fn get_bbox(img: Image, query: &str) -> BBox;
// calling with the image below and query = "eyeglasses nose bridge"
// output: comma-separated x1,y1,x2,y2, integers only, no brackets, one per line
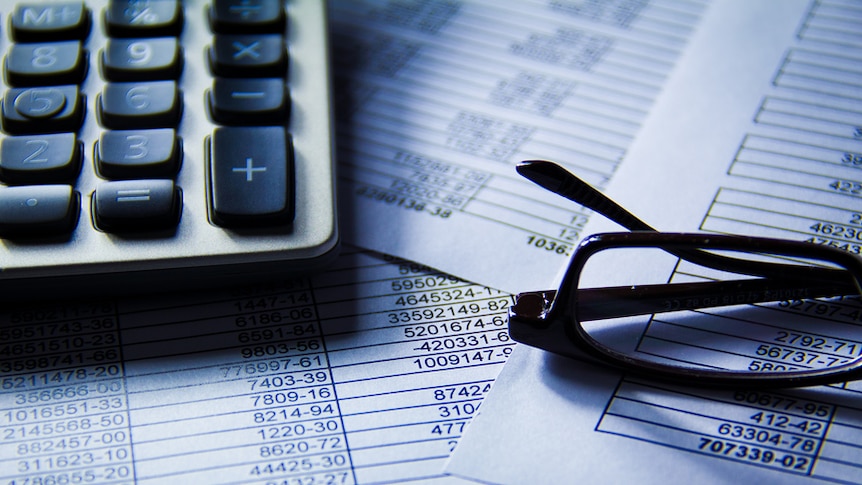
512,291,556,322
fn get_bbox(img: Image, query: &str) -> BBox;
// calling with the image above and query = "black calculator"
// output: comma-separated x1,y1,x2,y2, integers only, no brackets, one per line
0,0,339,299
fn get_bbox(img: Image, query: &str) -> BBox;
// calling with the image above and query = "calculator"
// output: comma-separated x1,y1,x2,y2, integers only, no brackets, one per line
0,0,339,299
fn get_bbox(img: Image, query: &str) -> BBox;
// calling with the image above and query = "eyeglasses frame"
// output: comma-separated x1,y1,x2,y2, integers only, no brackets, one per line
511,160,862,388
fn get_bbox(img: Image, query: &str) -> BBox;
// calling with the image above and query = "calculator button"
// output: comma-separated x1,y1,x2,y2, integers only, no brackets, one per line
208,34,287,77
0,184,79,238
207,126,293,227
98,81,181,129
2,86,85,134
5,41,88,87
101,37,183,82
95,129,181,179
0,133,82,185
207,77,288,125
209,0,286,34
13,88,67,118
92,179,181,232
104,0,183,38
10,2,91,42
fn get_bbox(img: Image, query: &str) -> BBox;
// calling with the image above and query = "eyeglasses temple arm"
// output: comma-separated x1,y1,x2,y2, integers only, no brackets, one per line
516,160,655,232
576,277,856,322
517,160,818,280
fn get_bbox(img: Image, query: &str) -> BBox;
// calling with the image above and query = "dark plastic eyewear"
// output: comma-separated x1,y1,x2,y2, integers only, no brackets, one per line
510,160,862,388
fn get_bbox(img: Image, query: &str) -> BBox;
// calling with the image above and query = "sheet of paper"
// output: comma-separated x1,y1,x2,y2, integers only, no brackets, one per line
447,0,862,483
0,247,514,484
330,0,710,293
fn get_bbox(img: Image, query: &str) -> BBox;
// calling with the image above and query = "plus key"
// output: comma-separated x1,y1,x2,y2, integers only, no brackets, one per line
207,126,294,227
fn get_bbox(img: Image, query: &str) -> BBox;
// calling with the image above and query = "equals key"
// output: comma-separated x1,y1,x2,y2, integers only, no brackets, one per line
92,179,182,233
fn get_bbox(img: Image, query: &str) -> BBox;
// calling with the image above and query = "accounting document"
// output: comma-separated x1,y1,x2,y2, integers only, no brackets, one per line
1,247,514,484
447,0,862,483
332,0,710,294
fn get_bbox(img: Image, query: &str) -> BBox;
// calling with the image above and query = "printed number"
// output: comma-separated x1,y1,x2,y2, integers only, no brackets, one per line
526,235,571,255
31,46,57,68
23,89,63,115
830,180,861,195
126,42,152,65
842,153,862,167
23,139,49,164
123,135,149,160
125,87,150,110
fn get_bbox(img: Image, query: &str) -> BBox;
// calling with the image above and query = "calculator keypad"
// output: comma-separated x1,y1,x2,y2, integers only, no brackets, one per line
203,0,294,228
0,0,338,297
0,0,298,236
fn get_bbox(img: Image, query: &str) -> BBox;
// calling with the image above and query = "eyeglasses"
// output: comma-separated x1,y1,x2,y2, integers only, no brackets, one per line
510,160,862,388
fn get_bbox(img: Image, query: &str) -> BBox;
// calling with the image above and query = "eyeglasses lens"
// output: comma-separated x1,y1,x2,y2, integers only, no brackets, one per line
575,246,862,377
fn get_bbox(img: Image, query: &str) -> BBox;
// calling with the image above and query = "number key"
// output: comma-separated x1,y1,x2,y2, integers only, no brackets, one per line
2,85,84,134
95,129,181,179
5,41,88,86
101,37,182,81
97,81,181,129
0,133,82,184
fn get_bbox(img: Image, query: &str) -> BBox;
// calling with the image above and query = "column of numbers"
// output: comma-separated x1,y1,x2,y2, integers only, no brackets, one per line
312,250,514,482
0,302,133,484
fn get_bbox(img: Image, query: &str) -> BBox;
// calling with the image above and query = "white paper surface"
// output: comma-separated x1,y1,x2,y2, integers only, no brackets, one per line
447,0,862,483
331,0,711,294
